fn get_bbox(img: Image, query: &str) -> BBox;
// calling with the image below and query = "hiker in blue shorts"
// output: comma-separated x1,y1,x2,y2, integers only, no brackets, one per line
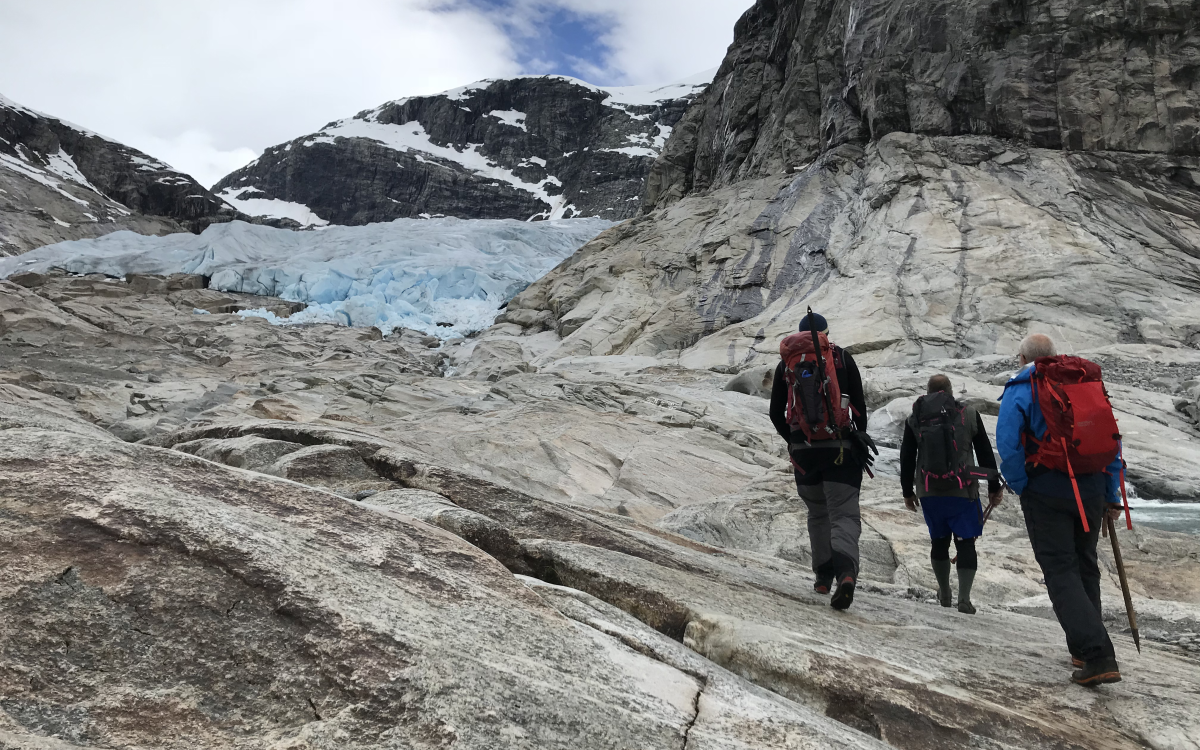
900,374,1003,614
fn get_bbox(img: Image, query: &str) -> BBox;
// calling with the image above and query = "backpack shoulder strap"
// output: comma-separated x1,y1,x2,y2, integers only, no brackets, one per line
831,345,847,370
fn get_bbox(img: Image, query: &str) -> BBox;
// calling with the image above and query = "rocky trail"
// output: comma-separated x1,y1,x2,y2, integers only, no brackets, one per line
2,272,1198,749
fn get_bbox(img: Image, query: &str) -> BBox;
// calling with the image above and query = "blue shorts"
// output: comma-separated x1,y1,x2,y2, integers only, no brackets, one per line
921,496,985,539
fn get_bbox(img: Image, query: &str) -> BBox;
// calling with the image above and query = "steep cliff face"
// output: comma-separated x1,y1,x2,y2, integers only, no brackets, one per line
212,74,710,227
647,0,1200,208
0,95,237,255
504,0,1200,361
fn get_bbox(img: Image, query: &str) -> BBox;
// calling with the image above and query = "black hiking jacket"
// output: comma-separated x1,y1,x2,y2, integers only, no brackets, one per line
769,345,868,442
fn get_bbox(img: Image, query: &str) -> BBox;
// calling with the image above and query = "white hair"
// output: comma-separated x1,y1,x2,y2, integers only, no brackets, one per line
1020,333,1057,361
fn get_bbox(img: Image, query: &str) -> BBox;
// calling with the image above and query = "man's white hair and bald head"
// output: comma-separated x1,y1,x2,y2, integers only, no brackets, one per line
1019,333,1057,365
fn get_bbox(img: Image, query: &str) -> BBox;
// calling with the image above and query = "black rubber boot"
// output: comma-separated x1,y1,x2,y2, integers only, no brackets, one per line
830,573,856,611
957,568,976,614
932,559,952,607
1071,657,1121,687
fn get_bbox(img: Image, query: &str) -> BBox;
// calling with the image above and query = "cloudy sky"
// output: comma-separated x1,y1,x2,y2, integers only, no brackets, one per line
0,0,750,187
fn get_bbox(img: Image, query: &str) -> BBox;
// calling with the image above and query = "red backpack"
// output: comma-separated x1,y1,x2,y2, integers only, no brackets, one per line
1028,355,1129,531
779,330,853,442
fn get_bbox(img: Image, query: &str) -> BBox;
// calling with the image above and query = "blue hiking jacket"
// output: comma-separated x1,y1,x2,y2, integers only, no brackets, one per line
997,364,1122,504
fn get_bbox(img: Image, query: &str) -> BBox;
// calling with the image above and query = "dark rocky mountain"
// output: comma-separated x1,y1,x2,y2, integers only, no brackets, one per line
212,73,710,227
0,94,237,255
647,0,1200,208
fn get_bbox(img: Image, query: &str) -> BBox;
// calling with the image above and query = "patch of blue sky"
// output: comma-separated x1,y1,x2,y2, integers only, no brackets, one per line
445,1,620,84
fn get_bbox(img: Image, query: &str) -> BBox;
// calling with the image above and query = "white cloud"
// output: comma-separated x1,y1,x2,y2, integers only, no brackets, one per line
0,0,519,186
0,0,749,187
135,131,260,190
455,0,752,86
575,0,753,85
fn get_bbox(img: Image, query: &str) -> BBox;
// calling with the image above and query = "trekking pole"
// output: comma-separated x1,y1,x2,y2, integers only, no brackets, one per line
1105,514,1141,653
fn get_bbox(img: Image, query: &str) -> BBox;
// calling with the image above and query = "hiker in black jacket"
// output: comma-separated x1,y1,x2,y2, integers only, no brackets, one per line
769,312,871,610
900,374,1003,615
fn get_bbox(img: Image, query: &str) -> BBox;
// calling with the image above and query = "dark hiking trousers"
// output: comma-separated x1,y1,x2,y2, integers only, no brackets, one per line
1020,489,1115,662
794,449,863,580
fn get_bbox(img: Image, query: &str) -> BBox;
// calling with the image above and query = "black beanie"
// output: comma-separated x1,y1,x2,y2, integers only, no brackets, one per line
799,313,829,334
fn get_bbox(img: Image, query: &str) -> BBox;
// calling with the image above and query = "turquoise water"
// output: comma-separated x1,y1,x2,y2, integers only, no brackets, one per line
1128,501,1200,535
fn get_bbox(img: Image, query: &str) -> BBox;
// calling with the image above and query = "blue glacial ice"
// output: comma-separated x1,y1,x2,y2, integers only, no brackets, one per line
0,218,611,338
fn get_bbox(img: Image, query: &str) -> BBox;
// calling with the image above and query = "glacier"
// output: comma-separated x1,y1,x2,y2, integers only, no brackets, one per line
0,218,611,338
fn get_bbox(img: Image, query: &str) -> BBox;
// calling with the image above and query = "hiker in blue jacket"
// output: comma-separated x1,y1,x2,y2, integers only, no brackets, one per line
997,333,1125,687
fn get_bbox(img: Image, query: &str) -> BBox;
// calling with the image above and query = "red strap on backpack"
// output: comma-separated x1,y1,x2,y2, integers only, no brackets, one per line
1061,437,1090,534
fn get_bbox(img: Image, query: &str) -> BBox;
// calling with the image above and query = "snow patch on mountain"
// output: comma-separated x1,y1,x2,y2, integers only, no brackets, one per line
431,70,715,109
601,69,718,107
217,186,329,227
317,118,576,219
0,151,92,206
488,110,527,131
0,217,611,338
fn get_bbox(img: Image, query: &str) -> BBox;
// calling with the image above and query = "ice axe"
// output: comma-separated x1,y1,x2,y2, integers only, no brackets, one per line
1104,513,1141,653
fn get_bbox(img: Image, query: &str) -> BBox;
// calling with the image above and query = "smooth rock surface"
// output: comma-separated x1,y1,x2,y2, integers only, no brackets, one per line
4,396,875,749
2,270,1198,749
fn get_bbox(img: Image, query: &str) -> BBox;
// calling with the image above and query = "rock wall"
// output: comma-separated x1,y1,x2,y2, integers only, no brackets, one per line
505,134,1200,366
212,75,708,227
647,0,1200,209
0,95,237,254
495,0,1200,367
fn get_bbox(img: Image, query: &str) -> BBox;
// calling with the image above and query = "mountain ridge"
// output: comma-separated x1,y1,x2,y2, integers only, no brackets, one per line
0,93,237,255
212,72,712,227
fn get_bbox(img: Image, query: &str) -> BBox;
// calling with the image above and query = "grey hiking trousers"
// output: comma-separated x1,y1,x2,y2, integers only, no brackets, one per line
793,455,863,580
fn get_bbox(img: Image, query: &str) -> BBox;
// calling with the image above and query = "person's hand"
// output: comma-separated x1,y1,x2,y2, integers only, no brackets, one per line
1106,505,1123,522
988,488,1004,507
904,495,919,512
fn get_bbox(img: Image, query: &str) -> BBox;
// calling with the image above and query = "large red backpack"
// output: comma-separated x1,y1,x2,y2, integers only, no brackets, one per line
779,330,853,442
1028,355,1129,531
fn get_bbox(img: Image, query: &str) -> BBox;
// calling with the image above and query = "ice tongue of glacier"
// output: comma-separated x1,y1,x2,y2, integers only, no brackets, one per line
0,217,612,338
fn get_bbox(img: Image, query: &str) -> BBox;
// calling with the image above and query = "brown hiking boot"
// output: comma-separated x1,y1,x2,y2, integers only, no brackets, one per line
1071,657,1121,687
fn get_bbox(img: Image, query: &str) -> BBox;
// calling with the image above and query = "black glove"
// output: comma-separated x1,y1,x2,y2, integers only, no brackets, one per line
849,430,879,470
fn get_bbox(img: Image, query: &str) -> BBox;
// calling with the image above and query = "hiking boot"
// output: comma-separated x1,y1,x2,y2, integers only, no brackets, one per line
1070,656,1085,669
957,568,976,613
1071,657,1121,687
830,574,856,611
814,577,833,595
